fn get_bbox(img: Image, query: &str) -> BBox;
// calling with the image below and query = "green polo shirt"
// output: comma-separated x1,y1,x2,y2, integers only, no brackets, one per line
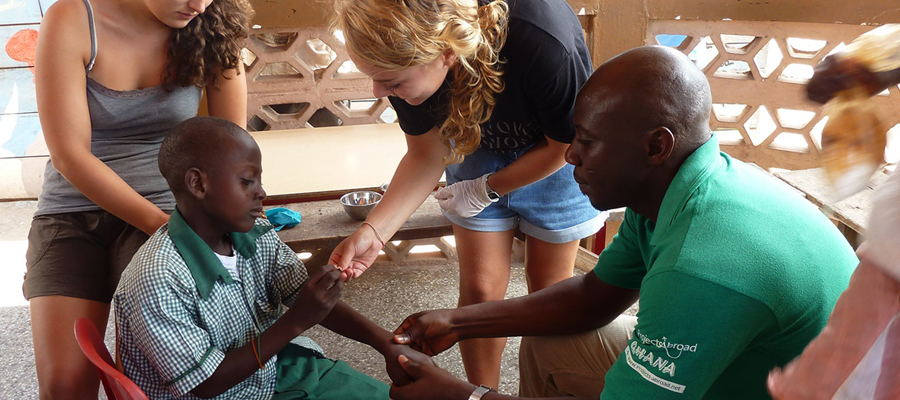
114,210,318,399
596,136,857,399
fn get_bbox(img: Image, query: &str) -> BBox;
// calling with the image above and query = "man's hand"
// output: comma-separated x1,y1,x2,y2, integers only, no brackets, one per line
328,226,383,282
393,309,460,356
434,174,494,218
389,354,476,400
284,263,343,332
381,344,436,387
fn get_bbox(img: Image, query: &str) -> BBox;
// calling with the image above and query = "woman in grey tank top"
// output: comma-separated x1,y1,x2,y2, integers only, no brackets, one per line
26,0,253,397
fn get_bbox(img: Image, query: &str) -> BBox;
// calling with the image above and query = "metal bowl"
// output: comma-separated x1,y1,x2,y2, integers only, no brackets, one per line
340,191,382,221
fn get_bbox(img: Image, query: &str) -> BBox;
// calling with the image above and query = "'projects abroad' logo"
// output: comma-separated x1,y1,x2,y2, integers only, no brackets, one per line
623,330,700,394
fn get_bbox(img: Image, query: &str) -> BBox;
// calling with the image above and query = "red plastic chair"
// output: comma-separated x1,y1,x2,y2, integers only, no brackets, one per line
73,318,149,400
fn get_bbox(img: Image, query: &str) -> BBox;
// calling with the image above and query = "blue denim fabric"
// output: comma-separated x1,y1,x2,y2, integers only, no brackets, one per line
443,147,605,243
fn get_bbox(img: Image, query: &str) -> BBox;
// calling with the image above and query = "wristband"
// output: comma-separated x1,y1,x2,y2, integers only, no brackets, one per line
250,335,265,370
468,384,493,400
361,221,386,248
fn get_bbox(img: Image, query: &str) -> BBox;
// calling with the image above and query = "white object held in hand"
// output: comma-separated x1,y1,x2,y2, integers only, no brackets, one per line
865,169,900,280
434,173,499,218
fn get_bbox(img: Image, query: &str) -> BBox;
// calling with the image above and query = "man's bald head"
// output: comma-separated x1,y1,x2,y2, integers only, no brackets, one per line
566,46,714,220
578,46,712,153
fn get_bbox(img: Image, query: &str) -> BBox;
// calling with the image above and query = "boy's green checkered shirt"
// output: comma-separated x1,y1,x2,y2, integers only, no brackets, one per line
114,209,322,399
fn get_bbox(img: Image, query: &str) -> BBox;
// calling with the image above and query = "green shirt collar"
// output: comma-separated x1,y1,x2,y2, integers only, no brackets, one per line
652,135,724,242
167,209,273,299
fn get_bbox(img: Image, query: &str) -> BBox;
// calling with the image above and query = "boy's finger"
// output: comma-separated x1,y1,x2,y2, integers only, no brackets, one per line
309,266,341,286
329,278,344,293
322,269,342,287
397,354,423,379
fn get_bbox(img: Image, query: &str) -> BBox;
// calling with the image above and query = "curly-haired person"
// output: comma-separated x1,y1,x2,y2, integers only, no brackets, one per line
330,0,605,388
23,0,254,397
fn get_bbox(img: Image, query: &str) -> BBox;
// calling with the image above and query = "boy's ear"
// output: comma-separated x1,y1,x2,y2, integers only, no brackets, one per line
185,167,207,199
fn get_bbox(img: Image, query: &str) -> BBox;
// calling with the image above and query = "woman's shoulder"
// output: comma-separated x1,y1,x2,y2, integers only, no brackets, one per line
39,0,92,51
42,0,90,26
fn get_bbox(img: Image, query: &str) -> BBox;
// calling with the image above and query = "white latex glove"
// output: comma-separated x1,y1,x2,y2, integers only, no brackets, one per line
434,173,494,218
865,170,900,281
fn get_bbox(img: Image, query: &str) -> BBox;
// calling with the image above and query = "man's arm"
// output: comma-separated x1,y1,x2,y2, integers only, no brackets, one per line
395,272,639,356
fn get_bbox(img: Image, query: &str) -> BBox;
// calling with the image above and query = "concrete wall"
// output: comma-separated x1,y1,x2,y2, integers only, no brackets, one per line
589,0,900,68
2,0,899,200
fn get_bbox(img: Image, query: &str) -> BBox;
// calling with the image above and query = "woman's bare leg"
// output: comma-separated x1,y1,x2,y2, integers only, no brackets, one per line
454,224,516,388
31,296,110,400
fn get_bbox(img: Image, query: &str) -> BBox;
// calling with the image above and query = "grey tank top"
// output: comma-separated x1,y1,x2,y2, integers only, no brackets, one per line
36,0,202,216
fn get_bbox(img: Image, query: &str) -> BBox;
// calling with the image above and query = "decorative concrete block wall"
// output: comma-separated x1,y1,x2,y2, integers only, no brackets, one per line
651,21,900,170
243,28,396,131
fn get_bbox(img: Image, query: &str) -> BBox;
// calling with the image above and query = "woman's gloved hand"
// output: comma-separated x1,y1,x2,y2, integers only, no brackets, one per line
433,173,495,218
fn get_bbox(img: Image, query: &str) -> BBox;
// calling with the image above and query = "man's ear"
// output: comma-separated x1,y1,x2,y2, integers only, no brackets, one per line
646,126,675,166
185,167,207,199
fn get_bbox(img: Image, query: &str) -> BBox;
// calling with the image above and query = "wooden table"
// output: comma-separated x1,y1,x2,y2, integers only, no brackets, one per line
250,124,409,200
774,167,891,246
273,196,453,266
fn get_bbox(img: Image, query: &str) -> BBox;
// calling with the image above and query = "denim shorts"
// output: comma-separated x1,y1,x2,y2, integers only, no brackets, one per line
444,147,605,243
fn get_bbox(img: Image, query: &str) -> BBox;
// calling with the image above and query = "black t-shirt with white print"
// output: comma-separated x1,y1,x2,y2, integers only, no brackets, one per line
389,0,592,153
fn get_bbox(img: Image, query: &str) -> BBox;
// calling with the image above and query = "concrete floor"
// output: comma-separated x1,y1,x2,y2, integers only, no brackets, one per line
0,200,539,398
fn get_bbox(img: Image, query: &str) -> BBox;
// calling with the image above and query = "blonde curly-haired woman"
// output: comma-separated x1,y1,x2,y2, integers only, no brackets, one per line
331,0,604,388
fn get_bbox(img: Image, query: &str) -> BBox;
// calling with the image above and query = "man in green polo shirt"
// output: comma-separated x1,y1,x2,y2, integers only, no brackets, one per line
387,46,858,400
114,117,428,399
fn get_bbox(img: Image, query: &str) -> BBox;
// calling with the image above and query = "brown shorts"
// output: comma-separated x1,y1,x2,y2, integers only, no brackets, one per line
23,210,150,302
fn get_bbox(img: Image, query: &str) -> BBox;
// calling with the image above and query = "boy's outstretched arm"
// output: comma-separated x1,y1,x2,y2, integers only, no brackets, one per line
320,300,434,385
191,264,343,398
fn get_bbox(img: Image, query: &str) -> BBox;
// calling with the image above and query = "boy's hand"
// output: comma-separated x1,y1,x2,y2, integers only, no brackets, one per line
389,355,475,400
392,309,459,356
382,344,436,386
285,264,343,332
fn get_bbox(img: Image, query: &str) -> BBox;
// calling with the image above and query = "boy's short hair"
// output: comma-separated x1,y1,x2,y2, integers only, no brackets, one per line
159,116,250,194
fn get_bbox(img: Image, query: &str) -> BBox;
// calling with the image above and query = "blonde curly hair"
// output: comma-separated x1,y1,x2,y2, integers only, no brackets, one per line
336,0,508,163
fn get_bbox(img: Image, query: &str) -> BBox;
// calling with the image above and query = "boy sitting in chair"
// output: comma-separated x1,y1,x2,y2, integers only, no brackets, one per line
114,116,423,399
